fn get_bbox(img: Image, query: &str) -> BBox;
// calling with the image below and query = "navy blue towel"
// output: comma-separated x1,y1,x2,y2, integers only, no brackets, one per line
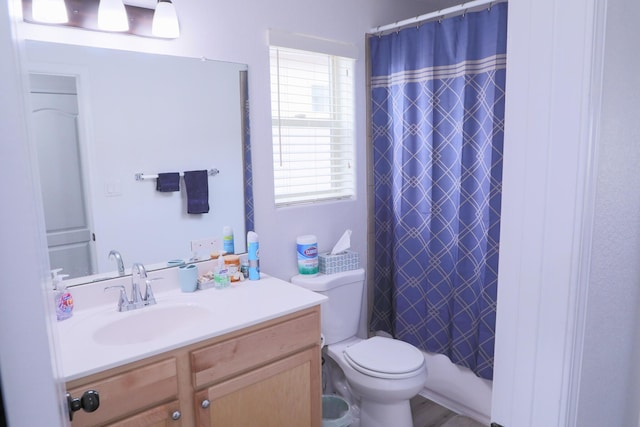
156,172,180,192
183,170,210,214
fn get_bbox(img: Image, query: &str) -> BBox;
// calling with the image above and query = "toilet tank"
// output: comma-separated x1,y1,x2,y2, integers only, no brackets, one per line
291,268,365,345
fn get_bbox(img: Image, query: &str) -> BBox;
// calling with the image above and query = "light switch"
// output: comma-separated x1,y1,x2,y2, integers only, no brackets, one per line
105,180,122,197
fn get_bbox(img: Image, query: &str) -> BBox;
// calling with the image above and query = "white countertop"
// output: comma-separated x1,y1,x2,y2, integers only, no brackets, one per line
56,273,326,382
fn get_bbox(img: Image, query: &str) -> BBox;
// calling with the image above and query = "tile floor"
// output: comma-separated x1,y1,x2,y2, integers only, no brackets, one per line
410,395,485,427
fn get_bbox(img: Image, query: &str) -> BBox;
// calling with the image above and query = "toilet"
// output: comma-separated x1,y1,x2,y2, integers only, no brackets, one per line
291,268,427,427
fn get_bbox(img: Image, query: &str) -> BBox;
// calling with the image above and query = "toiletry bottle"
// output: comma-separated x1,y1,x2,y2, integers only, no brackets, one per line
52,269,73,321
240,258,249,279
247,231,260,280
224,254,241,282
214,251,230,289
222,226,234,254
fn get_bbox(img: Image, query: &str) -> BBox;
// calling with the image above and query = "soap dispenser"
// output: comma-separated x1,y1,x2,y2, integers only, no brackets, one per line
52,269,73,321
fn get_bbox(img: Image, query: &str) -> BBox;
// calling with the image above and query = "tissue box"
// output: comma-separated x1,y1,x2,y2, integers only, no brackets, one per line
318,250,359,275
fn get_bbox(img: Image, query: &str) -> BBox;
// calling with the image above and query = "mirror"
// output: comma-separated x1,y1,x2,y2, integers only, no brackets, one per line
23,40,251,285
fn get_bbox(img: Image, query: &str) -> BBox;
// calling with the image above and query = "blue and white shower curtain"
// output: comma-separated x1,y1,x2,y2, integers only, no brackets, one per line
241,71,255,234
369,3,507,380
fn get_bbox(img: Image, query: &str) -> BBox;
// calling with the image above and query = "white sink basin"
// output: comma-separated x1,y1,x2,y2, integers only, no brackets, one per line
82,303,215,346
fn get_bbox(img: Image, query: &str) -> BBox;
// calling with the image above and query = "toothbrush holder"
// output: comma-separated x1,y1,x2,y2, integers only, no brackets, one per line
178,264,198,292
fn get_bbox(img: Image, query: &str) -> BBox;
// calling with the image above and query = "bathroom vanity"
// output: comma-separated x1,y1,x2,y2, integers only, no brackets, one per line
59,271,325,426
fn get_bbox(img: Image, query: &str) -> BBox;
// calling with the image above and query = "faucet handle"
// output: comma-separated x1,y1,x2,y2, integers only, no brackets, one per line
143,278,162,306
104,285,131,312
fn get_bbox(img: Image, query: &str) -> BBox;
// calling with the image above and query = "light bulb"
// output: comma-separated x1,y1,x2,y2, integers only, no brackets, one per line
152,0,180,39
98,0,129,32
32,0,68,24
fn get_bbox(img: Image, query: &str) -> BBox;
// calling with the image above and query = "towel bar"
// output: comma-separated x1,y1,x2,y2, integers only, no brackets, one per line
135,168,219,181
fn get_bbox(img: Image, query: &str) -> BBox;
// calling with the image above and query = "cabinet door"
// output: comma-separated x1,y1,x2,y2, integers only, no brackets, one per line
106,400,182,427
191,309,320,388
195,347,321,427
68,358,178,426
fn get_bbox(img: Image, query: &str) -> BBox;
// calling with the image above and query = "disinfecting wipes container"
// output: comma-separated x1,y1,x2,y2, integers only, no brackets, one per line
297,235,319,275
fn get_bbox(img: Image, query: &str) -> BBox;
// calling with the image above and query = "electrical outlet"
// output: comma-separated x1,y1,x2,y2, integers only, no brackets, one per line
190,238,218,254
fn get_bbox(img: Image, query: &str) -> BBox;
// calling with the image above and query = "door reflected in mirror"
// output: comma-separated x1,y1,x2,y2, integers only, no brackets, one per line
24,40,252,284
29,73,95,278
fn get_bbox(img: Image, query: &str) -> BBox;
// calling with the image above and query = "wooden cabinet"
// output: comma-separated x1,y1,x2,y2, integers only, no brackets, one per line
191,309,321,427
66,307,321,426
67,358,181,427
194,349,319,427
105,401,182,427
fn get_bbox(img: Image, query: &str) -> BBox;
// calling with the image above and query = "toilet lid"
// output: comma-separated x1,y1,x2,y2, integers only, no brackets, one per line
343,336,425,379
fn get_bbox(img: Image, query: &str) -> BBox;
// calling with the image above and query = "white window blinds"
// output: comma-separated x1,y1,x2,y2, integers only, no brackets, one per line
270,46,355,206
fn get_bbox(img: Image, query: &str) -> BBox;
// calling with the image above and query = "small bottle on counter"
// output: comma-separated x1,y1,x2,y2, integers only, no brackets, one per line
247,231,260,280
224,254,241,282
240,254,249,279
214,251,230,289
222,226,234,254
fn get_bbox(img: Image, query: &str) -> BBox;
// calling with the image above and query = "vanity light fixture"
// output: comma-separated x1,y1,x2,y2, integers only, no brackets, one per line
23,0,180,39
31,0,68,23
98,0,129,32
151,0,179,38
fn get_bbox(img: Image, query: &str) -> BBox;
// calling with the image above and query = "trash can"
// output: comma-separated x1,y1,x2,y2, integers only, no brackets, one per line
322,395,352,427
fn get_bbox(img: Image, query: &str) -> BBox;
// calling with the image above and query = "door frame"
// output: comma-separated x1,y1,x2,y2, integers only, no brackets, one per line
0,3,67,426
491,0,606,425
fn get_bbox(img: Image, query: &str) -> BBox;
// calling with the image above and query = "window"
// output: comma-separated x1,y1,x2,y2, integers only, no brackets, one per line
270,46,355,206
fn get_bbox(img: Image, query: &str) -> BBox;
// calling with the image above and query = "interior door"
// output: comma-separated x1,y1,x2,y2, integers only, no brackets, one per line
29,73,95,279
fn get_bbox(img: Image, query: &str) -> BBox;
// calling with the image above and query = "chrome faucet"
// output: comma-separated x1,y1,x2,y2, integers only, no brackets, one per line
108,250,125,276
130,262,147,309
104,262,159,312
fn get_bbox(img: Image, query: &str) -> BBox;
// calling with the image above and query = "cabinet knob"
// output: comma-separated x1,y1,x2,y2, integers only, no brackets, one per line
65,390,100,422
171,410,181,420
201,399,211,409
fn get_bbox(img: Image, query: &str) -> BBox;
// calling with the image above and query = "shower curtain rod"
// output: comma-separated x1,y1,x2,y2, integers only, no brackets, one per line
367,0,506,35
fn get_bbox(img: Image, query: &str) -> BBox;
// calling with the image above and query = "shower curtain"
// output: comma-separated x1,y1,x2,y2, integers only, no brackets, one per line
240,71,255,234
369,3,507,380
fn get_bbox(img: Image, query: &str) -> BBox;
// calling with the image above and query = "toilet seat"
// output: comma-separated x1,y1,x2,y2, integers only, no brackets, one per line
343,336,425,379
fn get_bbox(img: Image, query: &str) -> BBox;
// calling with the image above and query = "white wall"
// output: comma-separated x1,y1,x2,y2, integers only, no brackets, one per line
576,0,640,425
